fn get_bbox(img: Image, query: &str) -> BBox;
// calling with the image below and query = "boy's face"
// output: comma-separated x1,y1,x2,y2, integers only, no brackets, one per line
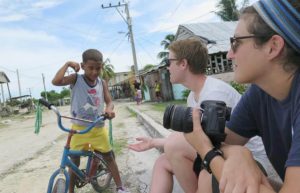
81,60,103,82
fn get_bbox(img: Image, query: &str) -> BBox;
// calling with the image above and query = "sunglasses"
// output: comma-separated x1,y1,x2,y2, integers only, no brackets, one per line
165,58,179,67
230,35,260,53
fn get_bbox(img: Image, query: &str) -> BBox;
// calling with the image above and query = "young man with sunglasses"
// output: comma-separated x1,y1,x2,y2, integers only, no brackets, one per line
129,38,274,193
184,0,300,192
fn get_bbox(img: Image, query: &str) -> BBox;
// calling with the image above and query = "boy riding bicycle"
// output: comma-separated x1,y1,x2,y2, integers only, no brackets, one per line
52,49,129,193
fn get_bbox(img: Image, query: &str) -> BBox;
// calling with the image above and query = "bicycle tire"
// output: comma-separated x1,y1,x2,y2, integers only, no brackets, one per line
91,162,112,192
52,178,66,193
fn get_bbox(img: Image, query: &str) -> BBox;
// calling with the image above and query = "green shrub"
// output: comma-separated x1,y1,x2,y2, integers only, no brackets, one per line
182,89,191,100
230,81,247,94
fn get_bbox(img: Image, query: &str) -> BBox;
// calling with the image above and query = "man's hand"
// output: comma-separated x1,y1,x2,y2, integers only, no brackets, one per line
184,108,213,156
219,145,272,193
128,137,153,152
66,61,80,72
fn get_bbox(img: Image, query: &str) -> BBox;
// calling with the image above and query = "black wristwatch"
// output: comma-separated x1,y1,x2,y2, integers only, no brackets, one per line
202,147,223,174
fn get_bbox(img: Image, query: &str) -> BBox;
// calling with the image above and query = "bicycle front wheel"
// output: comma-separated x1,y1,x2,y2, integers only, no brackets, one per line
91,162,112,192
52,178,66,193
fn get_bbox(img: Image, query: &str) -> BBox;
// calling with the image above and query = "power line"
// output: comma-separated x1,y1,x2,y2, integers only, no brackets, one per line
135,10,215,38
0,65,16,73
169,0,185,18
135,39,156,64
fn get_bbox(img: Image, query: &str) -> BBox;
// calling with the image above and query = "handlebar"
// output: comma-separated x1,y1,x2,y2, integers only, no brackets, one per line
38,98,107,134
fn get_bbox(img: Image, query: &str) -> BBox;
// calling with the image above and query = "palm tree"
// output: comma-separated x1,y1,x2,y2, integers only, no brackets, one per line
157,34,175,64
215,0,249,21
100,58,115,83
143,64,155,72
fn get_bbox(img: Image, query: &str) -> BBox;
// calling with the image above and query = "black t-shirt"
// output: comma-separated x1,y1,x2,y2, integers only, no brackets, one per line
226,71,300,180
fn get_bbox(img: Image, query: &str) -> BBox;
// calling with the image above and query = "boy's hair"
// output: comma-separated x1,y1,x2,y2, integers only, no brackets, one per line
241,4,300,72
82,49,103,63
168,38,208,74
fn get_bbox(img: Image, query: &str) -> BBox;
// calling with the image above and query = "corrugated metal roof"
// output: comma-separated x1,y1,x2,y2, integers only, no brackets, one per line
0,71,10,83
175,21,237,54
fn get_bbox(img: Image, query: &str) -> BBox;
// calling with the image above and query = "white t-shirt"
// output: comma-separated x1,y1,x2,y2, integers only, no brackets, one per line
186,77,280,182
187,76,240,109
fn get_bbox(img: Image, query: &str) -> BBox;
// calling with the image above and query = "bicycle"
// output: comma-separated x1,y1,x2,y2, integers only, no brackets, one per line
39,99,113,193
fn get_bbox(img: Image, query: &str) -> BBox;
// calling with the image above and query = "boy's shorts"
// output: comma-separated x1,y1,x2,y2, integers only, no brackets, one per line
70,124,112,153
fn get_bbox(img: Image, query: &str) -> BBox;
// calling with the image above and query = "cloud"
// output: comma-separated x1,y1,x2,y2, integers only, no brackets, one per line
0,27,81,98
144,0,220,33
0,0,65,23
32,0,65,9
0,14,28,22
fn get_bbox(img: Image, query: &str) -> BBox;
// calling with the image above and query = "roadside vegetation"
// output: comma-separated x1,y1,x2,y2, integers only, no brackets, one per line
149,100,186,112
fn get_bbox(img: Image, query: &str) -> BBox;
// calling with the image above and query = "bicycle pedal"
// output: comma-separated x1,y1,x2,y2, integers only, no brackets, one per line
75,178,87,188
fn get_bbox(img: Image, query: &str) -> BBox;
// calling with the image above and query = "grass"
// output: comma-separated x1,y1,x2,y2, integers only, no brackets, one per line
127,108,137,117
112,138,127,156
150,100,186,112
115,122,124,128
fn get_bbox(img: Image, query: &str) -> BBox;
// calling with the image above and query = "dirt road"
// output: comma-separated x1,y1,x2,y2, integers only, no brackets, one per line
0,102,160,193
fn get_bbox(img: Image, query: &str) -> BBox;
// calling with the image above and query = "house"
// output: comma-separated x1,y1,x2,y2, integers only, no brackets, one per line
176,21,237,74
108,71,134,99
0,71,11,106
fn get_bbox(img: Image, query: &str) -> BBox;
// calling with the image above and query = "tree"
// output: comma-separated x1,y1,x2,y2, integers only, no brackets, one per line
157,34,175,64
143,64,155,72
60,87,70,98
100,58,115,83
40,90,61,103
215,0,249,21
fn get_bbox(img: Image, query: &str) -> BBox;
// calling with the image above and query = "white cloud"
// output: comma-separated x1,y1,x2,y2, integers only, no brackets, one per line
0,14,28,22
0,27,81,98
145,0,219,33
0,0,65,23
32,0,65,9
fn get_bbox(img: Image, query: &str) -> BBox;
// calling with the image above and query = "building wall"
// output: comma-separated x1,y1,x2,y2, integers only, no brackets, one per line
172,84,187,100
108,72,130,86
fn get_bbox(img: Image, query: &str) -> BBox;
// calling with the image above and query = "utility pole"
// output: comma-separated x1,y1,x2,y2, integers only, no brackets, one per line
28,88,32,98
42,73,48,101
101,1,139,77
16,69,22,96
1,84,4,107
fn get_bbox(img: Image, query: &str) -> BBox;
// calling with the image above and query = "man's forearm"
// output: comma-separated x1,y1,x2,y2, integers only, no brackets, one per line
150,138,167,148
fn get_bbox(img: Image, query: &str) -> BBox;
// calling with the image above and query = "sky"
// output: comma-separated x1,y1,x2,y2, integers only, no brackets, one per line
0,0,257,99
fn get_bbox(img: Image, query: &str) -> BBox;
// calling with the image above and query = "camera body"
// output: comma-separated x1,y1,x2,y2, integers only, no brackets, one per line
163,100,231,146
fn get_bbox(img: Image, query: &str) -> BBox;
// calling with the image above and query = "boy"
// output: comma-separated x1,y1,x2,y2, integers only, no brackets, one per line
52,49,129,193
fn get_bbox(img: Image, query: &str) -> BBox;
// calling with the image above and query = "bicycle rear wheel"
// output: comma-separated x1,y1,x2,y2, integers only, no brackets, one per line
52,178,66,193
91,162,112,192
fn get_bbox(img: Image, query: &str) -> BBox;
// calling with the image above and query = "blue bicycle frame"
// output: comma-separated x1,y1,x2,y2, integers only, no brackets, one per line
41,99,107,193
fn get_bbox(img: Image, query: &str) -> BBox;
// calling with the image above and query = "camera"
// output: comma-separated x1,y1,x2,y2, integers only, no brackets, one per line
163,100,231,146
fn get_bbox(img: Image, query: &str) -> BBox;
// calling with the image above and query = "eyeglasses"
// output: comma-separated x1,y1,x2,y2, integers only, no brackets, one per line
165,58,179,67
230,35,260,53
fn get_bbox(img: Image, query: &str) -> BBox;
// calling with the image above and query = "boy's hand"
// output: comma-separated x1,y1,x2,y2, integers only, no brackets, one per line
66,61,80,72
104,109,115,119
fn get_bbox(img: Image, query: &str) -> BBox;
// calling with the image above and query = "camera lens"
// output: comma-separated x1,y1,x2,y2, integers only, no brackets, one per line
163,105,193,133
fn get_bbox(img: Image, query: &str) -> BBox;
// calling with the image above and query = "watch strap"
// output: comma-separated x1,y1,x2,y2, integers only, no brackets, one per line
202,148,223,173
